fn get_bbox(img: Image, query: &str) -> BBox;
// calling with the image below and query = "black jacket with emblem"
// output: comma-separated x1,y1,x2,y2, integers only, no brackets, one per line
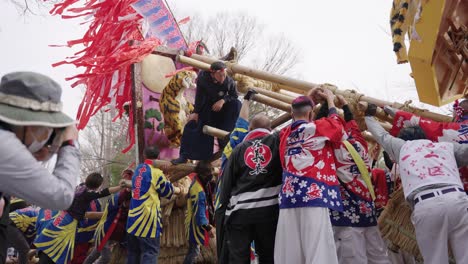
193,71,238,114
219,130,282,224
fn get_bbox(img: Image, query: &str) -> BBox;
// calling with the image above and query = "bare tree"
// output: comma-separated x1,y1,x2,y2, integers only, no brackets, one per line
256,35,301,76
80,109,135,186
180,12,264,62
7,0,57,15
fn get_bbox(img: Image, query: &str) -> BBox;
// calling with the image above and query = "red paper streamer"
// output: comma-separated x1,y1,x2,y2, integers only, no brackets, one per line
46,0,162,153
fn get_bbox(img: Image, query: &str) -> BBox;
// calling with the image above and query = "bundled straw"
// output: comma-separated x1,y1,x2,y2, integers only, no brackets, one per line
378,187,422,260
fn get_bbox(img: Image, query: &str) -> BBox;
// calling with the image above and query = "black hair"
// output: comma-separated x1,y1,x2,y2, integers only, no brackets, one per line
85,172,104,190
397,126,427,141
210,61,226,71
144,146,160,159
196,160,212,176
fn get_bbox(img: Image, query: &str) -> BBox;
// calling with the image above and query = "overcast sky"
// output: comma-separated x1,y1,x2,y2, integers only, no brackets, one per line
0,0,448,118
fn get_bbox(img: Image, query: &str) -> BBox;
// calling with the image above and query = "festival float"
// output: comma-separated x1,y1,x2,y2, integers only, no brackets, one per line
41,0,466,263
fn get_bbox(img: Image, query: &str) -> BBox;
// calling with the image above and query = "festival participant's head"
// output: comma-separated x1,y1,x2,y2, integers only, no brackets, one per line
0,72,75,161
249,114,271,131
291,96,315,122
85,172,104,190
195,160,213,183
144,146,160,160
397,125,427,141
210,61,227,84
121,169,134,180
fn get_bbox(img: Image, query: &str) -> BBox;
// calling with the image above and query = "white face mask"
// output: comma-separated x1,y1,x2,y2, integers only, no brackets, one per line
27,127,53,153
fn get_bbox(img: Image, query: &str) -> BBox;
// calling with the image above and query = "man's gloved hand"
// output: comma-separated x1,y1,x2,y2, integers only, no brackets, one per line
243,88,258,101
365,103,378,116
383,106,397,117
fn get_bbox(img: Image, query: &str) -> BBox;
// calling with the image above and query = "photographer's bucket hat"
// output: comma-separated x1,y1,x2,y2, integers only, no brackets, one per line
0,72,75,127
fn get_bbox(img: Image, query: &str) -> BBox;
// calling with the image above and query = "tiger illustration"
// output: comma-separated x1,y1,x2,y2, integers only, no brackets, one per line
159,70,197,147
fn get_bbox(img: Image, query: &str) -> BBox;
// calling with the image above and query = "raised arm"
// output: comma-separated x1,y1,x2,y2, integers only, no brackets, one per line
364,116,405,162
452,143,468,168
0,131,80,210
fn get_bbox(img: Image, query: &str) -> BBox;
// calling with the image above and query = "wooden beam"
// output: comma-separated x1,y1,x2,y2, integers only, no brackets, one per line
272,113,292,129
131,63,145,163
176,55,211,71
239,86,294,104
251,93,291,112
187,54,453,122
203,125,229,139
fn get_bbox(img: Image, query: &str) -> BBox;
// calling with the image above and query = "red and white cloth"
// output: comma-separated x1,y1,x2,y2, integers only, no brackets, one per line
389,110,468,191
278,117,347,211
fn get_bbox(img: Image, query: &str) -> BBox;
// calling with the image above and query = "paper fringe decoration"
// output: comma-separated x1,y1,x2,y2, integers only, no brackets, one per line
47,0,162,153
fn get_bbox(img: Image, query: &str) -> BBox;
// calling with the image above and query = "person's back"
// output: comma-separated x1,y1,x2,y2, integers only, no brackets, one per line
220,127,282,263
184,161,215,264
279,116,346,210
398,140,463,200
275,91,345,264
365,109,468,264
127,162,173,238
325,96,390,264
126,146,177,264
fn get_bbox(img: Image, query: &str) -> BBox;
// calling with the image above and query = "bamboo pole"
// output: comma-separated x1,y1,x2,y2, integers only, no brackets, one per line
177,55,211,71
239,86,294,104
190,54,307,94
203,125,229,139
184,54,452,123
185,54,319,91
358,101,394,123
152,160,196,182
272,113,292,129
251,93,291,112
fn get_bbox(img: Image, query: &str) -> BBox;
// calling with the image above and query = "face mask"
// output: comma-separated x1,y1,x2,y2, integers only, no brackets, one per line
27,127,53,153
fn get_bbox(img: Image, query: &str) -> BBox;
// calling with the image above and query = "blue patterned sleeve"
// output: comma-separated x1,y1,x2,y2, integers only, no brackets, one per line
154,170,174,199
196,192,209,226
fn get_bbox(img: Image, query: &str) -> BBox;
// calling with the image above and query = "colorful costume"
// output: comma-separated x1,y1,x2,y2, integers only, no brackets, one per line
7,207,39,264
183,176,214,264
9,207,39,245
72,199,102,264
328,105,390,264
84,190,131,264
126,160,174,264
34,186,111,263
275,108,346,264
366,116,468,264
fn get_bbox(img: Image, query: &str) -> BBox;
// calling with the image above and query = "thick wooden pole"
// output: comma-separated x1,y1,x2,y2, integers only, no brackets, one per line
177,55,211,71
185,54,319,91
272,113,292,129
152,160,196,182
186,54,452,122
203,125,229,139
131,63,145,163
238,86,294,104
251,93,291,112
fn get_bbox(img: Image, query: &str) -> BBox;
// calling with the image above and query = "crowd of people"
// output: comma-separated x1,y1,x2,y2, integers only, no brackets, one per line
0,64,467,264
